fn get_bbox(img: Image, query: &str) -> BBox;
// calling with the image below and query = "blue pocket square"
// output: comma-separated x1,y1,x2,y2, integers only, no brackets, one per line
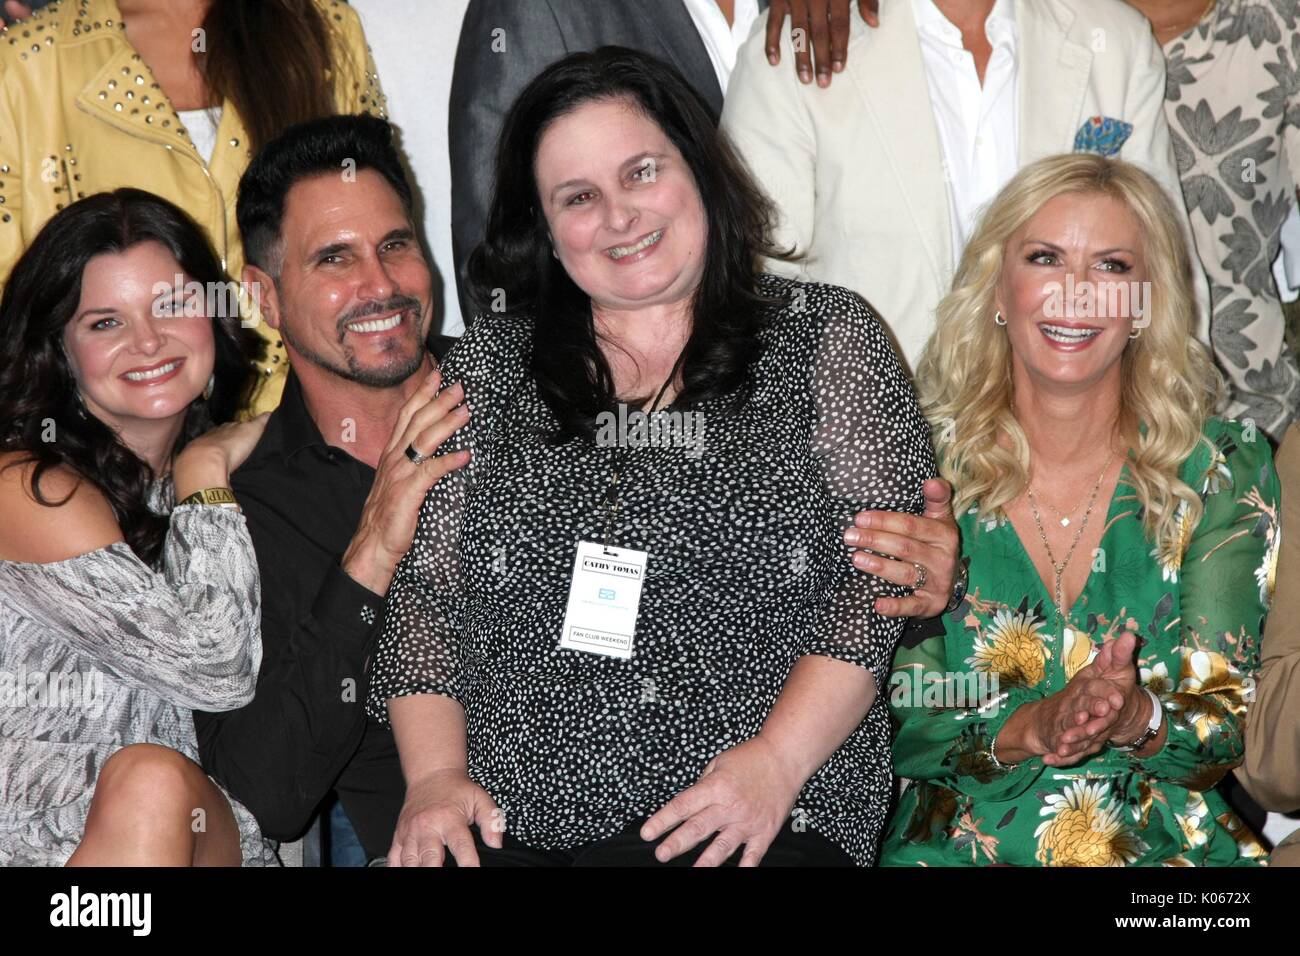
1073,116,1134,157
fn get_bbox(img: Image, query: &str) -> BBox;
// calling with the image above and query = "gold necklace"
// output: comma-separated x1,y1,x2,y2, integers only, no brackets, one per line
1039,497,1080,528
1029,451,1113,528
1026,452,1115,619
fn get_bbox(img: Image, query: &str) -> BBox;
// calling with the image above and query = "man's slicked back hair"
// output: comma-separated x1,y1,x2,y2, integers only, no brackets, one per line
237,113,413,275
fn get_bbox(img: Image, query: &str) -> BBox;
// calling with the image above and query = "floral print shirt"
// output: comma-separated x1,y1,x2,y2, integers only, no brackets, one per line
1163,0,1300,439
880,419,1279,866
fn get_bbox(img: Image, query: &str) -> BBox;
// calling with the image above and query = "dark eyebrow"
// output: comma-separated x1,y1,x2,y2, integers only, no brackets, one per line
309,228,416,262
622,151,666,169
308,241,352,262
550,177,591,201
380,227,417,245
548,152,669,201
74,307,118,322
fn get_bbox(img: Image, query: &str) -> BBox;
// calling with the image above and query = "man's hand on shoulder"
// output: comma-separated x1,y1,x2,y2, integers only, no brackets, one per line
844,477,962,619
342,370,471,595
764,0,879,86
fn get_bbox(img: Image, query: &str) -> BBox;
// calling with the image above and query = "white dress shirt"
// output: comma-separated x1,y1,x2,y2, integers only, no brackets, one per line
682,0,762,93
912,0,1020,268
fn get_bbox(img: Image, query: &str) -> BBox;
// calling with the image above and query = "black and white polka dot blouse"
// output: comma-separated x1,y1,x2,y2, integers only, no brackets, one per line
365,276,937,865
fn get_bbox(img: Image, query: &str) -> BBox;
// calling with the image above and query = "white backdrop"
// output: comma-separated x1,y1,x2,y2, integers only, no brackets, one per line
352,0,473,337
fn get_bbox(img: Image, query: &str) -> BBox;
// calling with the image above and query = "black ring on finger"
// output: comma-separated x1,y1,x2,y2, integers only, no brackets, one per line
405,443,431,465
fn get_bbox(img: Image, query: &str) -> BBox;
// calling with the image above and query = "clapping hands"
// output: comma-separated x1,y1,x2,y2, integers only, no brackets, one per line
996,631,1149,767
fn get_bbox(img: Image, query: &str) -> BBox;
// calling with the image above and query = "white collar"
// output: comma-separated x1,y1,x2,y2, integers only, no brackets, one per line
911,0,1018,46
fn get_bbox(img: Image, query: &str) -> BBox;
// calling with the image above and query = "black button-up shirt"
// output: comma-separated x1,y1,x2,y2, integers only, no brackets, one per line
195,337,456,858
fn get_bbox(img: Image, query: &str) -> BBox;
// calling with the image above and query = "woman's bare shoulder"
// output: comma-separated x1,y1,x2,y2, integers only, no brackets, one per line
0,453,125,564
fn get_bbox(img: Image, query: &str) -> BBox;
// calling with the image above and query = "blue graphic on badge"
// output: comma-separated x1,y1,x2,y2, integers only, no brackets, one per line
598,588,616,600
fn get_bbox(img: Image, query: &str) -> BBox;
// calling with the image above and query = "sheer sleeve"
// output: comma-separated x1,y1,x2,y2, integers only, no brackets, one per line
801,284,937,687
889,632,1049,801
0,506,261,712
364,315,531,725
1136,420,1280,787
362,437,468,718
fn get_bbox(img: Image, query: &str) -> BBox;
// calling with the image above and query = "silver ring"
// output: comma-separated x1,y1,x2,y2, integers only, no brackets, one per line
404,443,430,465
911,563,928,590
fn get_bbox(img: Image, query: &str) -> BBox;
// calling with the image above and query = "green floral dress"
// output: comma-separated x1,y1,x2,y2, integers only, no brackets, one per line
879,419,1280,867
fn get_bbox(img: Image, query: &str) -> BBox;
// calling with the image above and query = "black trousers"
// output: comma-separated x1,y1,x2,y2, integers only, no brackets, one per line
333,723,406,861
449,818,854,867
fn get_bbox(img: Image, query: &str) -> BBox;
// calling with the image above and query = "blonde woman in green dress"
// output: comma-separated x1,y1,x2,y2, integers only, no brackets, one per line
879,153,1279,867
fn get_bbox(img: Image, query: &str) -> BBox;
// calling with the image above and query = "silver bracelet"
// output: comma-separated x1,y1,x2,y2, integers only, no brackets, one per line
1114,687,1164,753
989,730,1020,771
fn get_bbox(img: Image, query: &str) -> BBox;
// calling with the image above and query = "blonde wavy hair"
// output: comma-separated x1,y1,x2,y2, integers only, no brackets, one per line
915,153,1224,552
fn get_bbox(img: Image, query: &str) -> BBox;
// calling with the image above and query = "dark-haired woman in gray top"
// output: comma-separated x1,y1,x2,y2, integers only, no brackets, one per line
0,189,273,866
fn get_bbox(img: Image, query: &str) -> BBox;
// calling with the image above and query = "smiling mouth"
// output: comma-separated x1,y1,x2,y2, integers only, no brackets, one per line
345,311,405,334
606,229,664,260
122,358,184,382
1039,324,1102,344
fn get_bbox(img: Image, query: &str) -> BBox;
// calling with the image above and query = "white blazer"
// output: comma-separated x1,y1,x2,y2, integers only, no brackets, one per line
721,0,1210,373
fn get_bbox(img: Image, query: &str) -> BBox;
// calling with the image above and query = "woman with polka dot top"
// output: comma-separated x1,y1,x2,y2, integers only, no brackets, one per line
365,47,937,868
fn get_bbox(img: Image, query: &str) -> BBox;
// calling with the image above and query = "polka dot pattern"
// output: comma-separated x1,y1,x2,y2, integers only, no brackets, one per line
365,275,937,865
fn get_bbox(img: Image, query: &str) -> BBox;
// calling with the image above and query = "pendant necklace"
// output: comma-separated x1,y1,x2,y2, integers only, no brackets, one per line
1026,452,1114,619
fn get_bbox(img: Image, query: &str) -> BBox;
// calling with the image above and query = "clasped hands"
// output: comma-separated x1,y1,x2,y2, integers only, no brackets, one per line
993,631,1162,768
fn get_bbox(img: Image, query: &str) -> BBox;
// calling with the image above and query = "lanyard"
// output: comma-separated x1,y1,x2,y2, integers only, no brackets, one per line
599,347,687,550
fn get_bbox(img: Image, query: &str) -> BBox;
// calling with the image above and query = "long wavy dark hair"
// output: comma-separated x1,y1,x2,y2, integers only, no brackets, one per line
199,0,341,155
0,189,261,566
466,46,791,442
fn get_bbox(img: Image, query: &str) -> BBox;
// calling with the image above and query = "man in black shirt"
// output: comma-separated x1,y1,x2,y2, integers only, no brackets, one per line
194,115,467,860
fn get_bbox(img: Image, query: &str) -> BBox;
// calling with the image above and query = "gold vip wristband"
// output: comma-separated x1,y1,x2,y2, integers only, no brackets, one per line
178,487,241,511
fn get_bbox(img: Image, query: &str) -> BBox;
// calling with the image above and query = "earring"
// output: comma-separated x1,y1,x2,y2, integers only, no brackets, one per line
203,374,214,401
1128,328,1142,340
994,311,1007,326
73,391,88,419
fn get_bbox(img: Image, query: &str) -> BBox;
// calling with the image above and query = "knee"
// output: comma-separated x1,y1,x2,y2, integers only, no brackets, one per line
95,743,205,813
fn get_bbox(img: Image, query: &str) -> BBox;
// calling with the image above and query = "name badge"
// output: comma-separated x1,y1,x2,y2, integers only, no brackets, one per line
559,541,648,659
